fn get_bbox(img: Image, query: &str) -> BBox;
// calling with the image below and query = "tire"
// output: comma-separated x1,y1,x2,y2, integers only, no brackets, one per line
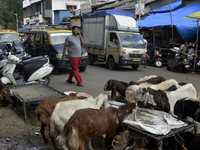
88,54,94,65
131,65,139,70
52,66,59,75
167,66,170,70
155,59,162,67
79,66,87,72
42,75,51,85
107,57,116,70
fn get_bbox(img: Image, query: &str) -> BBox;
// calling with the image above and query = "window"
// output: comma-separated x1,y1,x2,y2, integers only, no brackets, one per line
35,34,41,44
29,34,35,43
43,34,49,45
66,5,77,11
110,33,118,46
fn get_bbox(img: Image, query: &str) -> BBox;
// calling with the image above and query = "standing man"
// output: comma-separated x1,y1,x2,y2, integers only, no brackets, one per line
62,26,85,87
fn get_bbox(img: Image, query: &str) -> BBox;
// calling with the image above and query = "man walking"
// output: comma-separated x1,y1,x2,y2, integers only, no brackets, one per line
62,26,85,87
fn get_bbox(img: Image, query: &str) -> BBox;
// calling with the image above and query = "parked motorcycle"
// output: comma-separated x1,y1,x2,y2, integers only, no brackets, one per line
0,52,53,85
146,47,163,67
167,47,190,73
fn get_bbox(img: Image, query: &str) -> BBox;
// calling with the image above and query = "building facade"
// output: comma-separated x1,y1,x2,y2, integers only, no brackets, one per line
23,0,89,29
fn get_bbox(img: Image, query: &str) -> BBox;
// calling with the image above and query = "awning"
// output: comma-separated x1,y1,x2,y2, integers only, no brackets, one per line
149,0,182,13
137,4,200,40
85,9,134,18
184,11,200,19
115,0,155,10
98,0,133,10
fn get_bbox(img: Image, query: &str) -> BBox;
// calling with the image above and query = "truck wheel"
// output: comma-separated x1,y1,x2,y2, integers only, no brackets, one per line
79,66,87,72
131,65,139,70
108,57,116,70
155,59,162,67
88,54,94,65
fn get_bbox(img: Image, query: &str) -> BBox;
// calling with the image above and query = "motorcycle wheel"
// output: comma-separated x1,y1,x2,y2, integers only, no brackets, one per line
155,59,162,67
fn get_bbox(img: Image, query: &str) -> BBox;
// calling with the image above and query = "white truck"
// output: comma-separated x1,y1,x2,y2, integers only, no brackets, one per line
82,10,146,70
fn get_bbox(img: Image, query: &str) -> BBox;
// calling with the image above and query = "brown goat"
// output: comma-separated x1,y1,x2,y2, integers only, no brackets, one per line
111,130,130,150
32,93,86,143
129,76,166,86
0,87,12,107
104,79,129,100
140,87,170,113
57,102,137,150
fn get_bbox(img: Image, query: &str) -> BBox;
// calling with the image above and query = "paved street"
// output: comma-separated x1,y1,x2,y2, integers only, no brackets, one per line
49,63,200,97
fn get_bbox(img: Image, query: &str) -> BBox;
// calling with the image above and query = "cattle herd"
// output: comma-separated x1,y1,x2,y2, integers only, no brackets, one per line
1,75,200,150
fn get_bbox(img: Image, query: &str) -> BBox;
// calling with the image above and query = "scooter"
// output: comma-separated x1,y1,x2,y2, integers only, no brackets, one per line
167,47,190,73
1,53,54,85
146,47,163,67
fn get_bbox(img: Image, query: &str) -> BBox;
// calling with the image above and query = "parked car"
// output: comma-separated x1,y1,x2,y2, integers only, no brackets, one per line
0,29,23,54
27,27,88,74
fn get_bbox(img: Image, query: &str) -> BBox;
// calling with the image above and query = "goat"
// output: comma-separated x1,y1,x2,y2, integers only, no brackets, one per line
32,92,87,144
166,83,200,116
140,88,170,112
0,87,12,107
129,76,166,86
110,130,130,150
104,79,129,100
49,93,109,150
136,75,157,82
56,102,137,150
179,131,200,150
126,79,180,102
174,98,200,121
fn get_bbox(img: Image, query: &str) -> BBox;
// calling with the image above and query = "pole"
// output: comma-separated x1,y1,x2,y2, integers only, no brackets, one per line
139,0,141,20
169,0,174,47
15,13,18,33
193,19,199,72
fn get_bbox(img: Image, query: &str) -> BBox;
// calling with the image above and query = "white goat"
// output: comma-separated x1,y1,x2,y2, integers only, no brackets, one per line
49,93,108,150
138,79,180,91
125,85,141,101
136,75,157,82
166,83,200,116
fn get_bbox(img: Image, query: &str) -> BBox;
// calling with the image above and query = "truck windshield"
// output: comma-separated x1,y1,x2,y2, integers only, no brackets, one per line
0,34,20,43
50,32,72,45
119,33,145,48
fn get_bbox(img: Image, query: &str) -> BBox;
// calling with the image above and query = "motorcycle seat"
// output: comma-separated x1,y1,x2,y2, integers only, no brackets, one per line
22,56,47,78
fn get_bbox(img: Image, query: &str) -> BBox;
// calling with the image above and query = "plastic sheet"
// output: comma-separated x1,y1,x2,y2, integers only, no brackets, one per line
108,101,187,135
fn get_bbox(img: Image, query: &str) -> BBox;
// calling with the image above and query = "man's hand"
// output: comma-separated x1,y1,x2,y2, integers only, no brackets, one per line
62,54,65,60
77,31,81,38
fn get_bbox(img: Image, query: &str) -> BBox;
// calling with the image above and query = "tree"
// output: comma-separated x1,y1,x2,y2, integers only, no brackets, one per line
0,0,23,31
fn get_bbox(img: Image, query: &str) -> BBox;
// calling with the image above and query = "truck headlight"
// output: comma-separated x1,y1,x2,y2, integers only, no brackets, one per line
82,52,88,57
56,54,62,59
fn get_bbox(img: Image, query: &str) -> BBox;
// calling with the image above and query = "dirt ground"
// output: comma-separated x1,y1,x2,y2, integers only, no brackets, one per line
1,102,200,150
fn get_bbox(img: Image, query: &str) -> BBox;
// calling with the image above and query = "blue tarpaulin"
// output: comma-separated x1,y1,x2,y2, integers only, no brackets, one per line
85,9,134,18
137,4,200,40
17,28,27,33
149,0,182,13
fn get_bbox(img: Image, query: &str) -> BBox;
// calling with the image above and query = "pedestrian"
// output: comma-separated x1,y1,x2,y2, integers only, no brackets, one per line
62,26,85,87
143,36,147,68
147,41,155,60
